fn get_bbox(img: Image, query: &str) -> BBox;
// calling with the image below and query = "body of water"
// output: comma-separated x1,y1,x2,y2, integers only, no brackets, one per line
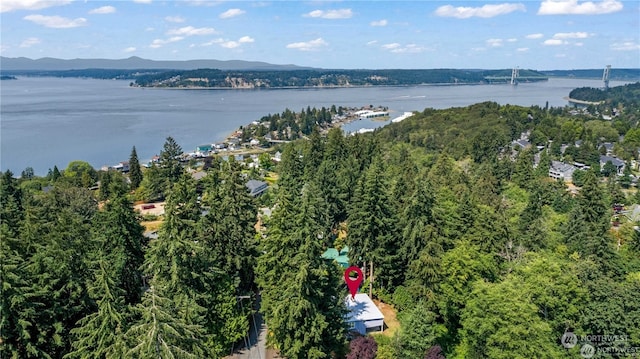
0,77,629,175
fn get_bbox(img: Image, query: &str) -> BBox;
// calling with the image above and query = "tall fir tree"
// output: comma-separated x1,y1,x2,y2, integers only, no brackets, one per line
65,261,127,359
347,157,400,288
159,136,184,194
125,284,208,358
128,145,143,190
93,189,145,304
258,181,346,359
198,158,257,291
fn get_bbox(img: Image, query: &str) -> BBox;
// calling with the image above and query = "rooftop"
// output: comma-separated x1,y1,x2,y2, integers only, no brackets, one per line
345,293,384,323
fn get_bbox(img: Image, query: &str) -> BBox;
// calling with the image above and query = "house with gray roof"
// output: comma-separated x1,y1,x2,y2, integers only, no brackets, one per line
246,179,268,196
600,155,625,175
549,161,577,182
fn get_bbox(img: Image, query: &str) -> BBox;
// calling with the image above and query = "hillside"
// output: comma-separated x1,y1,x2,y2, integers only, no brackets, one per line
0,56,310,71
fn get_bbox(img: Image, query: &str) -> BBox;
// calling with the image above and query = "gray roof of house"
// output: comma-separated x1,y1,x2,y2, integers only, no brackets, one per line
600,155,625,167
246,179,268,196
550,161,576,173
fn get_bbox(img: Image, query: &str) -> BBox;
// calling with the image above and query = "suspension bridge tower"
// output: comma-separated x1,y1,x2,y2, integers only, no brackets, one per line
510,67,519,85
603,65,611,90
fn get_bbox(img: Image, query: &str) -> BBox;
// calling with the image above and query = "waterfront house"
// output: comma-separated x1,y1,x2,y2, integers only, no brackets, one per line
196,144,213,153
112,161,130,173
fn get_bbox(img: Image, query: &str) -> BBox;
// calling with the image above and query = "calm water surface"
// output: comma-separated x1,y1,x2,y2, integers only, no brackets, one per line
0,77,628,175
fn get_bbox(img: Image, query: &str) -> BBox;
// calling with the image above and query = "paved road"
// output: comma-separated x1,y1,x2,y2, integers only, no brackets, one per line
226,295,269,359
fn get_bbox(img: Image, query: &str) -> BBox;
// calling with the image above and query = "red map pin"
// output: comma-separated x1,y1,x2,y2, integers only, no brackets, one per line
344,266,363,299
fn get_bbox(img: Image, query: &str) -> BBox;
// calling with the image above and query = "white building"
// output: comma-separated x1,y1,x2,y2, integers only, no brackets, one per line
549,161,577,182
345,293,385,335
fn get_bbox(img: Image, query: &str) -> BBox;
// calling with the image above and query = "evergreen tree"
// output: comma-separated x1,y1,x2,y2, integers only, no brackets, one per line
128,145,143,190
198,159,257,290
18,186,98,356
125,285,208,358
52,165,62,182
94,190,145,304
566,170,621,274
65,261,127,359
347,157,400,288
144,174,201,296
159,136,184,194
258,181,346,359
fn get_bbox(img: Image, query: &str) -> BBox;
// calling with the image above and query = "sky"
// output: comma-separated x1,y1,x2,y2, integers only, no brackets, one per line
1,0,639,70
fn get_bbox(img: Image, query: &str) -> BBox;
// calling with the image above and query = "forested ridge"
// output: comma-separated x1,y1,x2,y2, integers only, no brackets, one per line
1,68,548,85
132,68,547,88
2,83,640,358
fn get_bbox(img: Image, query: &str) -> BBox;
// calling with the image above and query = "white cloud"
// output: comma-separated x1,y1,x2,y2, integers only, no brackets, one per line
367,40,378,46
133,0,152,3
611,41,640,51
517,47,530,52
221,41,240,49
382,43,401,50
487,38,504,47
552,31,590,39
165,16,185,23
201,38,224,46
24,14,87,28
434,3,526,19
184,0,221,6
538,0,623,15
286,38,328,51
123,47,136,53
20,37,41,48
370,19,388,27
304,9,353,19
89,6,116,14
543,39,568,45
526,33,544,39
1,0,71,13
200,36,253,48
507,38,517,42
219,8,245,19
150,36,184,48
381,42,428,53
167,26,217,36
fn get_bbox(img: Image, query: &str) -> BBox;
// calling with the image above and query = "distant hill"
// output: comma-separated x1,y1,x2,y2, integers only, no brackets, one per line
0,56,312,71
540,68,640,81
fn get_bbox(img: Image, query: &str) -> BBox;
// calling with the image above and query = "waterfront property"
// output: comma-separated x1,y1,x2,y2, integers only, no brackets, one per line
355,110,389,120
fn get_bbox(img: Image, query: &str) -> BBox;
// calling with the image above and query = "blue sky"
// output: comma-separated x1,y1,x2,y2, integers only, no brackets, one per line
1,0,638,70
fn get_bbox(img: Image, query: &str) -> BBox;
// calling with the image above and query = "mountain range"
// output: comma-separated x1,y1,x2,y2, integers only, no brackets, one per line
0,56,311,71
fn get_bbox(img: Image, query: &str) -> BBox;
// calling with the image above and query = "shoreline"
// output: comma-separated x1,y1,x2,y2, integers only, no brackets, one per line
129,81,530,91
